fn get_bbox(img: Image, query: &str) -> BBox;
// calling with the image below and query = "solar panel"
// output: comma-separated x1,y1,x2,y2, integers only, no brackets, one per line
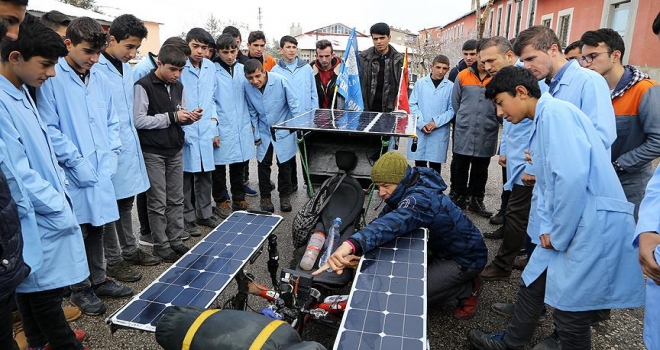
334,228,427,350
107,211,282,332
272,109,417,138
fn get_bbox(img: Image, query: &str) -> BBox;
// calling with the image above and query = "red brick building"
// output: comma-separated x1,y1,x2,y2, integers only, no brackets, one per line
420,0,660,76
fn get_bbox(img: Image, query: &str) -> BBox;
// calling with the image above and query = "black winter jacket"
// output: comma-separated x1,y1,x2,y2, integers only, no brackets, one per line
0,167,29,299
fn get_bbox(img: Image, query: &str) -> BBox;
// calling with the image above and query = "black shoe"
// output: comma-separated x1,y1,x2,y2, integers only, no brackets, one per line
171,244,190,256
106,260,142,282
280,197,292,212
469,196,493,217
93,279,134,298
531,331,560,350
489,210,505,225
455,195,469,210
197,215,221,229
154,247,180,263
260,198,274,213
70,287,106,316
484,227,504,239
123,248,161,266
467,330,508,350
490,302,515,317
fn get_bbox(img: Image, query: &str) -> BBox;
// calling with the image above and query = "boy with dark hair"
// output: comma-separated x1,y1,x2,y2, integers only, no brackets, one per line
37,16,134,316
133,36,190,82
39,10,69,38
180,28,221,232
134,44,199,263
407,54,453,174
0,0,26,41
359,22,403,112
448,39,478,82
563,40,582,60
0,17,90,349
579,28,660,218
247,30,276,71
96,14,160,284
469,65,644,350
212,34,255,217
449,38,498,217
244,59,301,212
222,25,248,63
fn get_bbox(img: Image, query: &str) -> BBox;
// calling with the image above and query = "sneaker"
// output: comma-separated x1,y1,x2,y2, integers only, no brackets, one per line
484,227,504,239
480,264,511,281
63,306,82,322
93,279,134,298
232,200,249,211
453,277,482,320
184,221,202,237
280,197,292,212
138,234,154,247
512,255,528,271
197,215,221,228
154,247,180,263
467,330,508,350
70,288,106,316
489,209,505,225
243,184,258,197
171,244,190,256
260,198,274,213
123,248,161,266
106,260,142,282
215,200,232,219
469,196,493,218
180,230,191,241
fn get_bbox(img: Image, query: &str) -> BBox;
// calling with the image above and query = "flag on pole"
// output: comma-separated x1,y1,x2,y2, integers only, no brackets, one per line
336,28,364,111
395,48,410,113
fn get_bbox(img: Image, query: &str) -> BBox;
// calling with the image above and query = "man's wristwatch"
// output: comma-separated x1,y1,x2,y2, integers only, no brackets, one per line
612,160,624,173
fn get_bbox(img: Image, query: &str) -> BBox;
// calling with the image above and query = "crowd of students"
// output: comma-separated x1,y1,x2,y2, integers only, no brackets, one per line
0,0,659,348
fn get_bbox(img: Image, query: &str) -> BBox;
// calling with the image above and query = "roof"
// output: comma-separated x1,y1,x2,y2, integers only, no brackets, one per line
95,3,164,24
27,0,114,24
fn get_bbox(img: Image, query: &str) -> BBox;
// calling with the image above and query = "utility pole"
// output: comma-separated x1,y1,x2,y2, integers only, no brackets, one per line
258,7,263,30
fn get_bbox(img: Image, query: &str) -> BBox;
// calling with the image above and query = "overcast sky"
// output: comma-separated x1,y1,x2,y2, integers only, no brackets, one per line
94,0,477,43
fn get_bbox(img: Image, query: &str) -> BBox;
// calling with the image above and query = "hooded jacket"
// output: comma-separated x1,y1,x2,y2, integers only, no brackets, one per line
311,57,341,109
359,45,403,112
348,167,487,270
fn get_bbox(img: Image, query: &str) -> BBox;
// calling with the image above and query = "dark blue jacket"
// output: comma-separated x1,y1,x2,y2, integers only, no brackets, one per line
448,59,468,83
0,167,29,299
349,167,487,270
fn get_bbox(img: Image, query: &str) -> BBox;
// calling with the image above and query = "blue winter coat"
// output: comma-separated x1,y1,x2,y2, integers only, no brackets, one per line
350,166,487,270
522,94,644,311
180,58,218,173
244,72,302,163
95,55,150,199
407,75,454,163
37,57,121,226
213,63,255,165
0,79,89,292
635,165,660,350
272,58,319,112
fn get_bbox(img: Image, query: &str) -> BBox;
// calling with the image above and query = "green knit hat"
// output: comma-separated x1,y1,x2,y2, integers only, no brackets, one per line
371,152,408,184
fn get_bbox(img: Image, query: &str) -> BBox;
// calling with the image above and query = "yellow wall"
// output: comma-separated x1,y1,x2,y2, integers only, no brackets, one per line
140,21,161,56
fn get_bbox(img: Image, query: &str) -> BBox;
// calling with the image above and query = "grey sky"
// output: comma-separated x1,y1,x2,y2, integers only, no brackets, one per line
95,0,476,44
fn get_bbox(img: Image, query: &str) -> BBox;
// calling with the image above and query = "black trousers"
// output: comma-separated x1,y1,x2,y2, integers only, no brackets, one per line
414,160,442,175
450,153,491,198
212,162,247,202
258,144,294,199
136,191,150,236
504,271,595,350
0,293,18,350
492,184,533,270
500,166,511,213
16,288,83,349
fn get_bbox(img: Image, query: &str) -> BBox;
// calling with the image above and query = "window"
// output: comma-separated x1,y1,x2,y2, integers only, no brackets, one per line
610,1,631,37
488,9,494,36
505,3,513,38
528,0,537,27
556,8,574,48
600,0,637,64
515,0,523,35
540,13,553,28
496,6,503,36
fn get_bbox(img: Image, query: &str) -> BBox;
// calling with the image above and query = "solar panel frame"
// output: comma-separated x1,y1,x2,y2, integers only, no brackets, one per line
272,109,417,138
333,228,428,350
107,211,282,332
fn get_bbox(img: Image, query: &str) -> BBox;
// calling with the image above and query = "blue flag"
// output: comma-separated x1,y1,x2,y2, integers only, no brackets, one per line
336,28,364,111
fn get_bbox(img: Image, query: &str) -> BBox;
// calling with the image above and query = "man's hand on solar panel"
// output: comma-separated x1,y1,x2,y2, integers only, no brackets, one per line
312,242,359,276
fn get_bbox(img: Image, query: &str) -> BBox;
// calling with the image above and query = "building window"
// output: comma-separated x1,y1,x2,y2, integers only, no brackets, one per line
488,9,494,36
610,1,631,37
556,8,574,48
496,6,503,36
528,0,537,28
541,13,553,28
515,0,523,35
505,2,512,38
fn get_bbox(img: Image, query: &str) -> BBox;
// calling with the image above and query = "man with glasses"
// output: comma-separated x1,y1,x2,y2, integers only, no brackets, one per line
579,28,660,218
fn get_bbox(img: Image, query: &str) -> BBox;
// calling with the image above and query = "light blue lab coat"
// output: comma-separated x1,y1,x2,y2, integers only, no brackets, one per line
0,78,89,292
272,58,319,112
500,119,533,189
407,74,454,163
213,62,255,165
244,72,302,163
95,55,150,199
522,93,644,311
132,52,157,82
37,57,121,226
180,58,218,172
634,165,660,350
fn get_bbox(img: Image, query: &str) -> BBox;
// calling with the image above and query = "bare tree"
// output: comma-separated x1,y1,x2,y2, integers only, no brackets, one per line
59,0,102,13
203,14,249,41
475,0,496,39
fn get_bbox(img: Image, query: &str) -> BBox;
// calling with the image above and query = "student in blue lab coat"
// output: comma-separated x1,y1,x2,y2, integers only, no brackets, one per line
96,14,161,284
407,54,454,174
468,66,644,350
180,28,220,236
244,59,301,213
0,17,88,349
36,16,134,317
211,34,255,218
